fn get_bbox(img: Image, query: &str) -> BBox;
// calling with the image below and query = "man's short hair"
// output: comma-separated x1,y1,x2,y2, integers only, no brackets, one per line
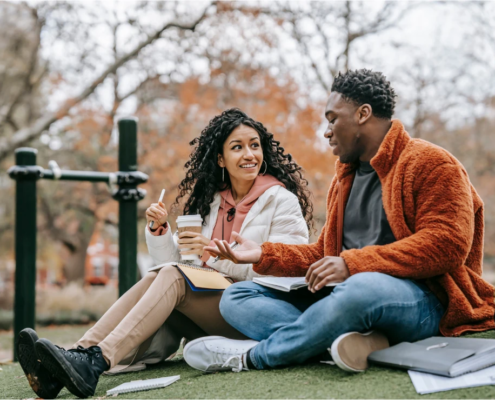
331,69,397,119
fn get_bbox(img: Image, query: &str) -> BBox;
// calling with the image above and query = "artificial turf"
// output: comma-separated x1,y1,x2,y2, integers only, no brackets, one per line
1,330,495,399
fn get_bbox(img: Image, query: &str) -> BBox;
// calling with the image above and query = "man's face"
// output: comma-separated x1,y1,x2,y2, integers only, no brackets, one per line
324,92,363,164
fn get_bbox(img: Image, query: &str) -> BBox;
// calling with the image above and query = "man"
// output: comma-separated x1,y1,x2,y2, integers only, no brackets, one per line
183,69,495,374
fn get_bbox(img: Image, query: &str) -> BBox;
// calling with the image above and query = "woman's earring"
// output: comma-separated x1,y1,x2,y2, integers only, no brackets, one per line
222,167,225,181
260,160,267,176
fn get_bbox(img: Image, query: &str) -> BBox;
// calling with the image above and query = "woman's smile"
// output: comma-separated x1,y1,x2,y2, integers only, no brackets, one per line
239,163,258,170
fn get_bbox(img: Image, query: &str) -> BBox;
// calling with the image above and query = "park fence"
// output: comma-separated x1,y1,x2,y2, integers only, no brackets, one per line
7,118,148,361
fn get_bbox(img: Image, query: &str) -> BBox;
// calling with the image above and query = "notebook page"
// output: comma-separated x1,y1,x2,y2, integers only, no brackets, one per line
106,375,180,395
253,277,307,291
408,367,495,394
253,277,339,291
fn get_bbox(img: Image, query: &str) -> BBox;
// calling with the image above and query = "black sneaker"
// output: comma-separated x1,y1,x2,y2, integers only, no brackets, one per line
35,339,109,399
17,328,64,399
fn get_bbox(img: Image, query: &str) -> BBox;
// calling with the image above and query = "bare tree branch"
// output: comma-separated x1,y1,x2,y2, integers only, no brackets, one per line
0,222,13,236
38,194,78,253
291,18,331,92
0,6,43,129
0,5,212,162
313,18,336,78
283,1,412,90
5,116,19,131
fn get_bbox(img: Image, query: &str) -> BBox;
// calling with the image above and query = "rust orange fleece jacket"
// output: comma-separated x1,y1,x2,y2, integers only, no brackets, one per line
254,119,495,337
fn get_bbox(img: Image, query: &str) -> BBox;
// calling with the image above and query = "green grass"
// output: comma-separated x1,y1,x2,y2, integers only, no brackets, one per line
1,328,495,399
0,324,94,360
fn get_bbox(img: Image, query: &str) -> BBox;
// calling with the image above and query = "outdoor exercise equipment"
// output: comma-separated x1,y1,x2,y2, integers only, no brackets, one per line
7,118,148,361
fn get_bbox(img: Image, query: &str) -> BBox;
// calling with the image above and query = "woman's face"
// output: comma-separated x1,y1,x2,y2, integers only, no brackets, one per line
218,125,264,184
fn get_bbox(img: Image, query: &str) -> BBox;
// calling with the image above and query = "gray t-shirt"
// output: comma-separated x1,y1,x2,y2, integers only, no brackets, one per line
342,161,396,250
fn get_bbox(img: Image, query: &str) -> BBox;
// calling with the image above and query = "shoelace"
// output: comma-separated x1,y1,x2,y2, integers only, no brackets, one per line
221,355,244,373
55,345,101,364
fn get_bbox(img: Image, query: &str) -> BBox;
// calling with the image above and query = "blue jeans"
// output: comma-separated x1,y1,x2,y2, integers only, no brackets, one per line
220,272,444,370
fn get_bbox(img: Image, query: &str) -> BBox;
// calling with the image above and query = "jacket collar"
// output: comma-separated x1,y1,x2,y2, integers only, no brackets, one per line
335,119,411,181
241,185,282,230
204,185,282,238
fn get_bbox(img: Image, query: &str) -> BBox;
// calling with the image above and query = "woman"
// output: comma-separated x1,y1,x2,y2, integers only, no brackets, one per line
17,108,313,399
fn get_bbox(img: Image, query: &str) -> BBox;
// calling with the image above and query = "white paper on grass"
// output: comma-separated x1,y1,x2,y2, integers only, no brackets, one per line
106,375,180,395
408,366,495,395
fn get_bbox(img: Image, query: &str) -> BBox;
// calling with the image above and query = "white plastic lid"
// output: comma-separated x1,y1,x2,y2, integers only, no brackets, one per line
176,214,202,222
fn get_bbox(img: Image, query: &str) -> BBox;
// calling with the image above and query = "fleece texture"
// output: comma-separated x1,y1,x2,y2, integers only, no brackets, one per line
254,120,495,337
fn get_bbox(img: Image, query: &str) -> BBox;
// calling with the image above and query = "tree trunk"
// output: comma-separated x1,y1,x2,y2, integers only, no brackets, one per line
63,219,96,283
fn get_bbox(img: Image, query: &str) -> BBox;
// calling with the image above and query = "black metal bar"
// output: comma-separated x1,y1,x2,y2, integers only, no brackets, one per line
8,168,149,184
13,148,38,361
42,170,112,182
115,118,146,296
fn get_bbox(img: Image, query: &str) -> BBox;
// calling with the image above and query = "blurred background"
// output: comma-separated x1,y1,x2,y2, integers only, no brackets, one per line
0,0,494,356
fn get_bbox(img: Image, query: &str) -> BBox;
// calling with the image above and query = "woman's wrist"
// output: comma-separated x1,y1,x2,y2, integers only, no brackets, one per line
149,221,168,232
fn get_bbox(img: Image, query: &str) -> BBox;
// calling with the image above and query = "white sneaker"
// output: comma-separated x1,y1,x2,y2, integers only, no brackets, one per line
183,336,259,373
330,331,389,372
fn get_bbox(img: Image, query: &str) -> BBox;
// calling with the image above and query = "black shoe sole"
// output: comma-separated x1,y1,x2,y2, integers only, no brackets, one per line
35,338,94,399
17,328,63,399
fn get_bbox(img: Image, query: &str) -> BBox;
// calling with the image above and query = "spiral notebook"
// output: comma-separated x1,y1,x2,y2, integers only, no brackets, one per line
106,375,180,395
148,262,231,291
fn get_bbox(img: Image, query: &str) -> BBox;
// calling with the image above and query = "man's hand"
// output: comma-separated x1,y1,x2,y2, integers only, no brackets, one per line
204,232,262,264
306,256,350,292
178,232,211,257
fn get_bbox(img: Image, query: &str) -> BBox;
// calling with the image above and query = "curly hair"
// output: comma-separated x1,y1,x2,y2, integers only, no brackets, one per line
173,108,314,232
331,69,397,119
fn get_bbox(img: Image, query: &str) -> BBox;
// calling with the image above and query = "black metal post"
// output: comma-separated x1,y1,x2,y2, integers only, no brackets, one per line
13,148,38,361
115,118,145,296
7,119,148,358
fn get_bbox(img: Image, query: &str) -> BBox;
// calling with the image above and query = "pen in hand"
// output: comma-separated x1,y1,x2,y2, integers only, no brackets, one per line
149,189,166,229
213,242,239,263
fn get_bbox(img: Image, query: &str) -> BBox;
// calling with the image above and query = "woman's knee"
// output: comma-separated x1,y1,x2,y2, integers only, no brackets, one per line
142,271,158,285
156,265,183,281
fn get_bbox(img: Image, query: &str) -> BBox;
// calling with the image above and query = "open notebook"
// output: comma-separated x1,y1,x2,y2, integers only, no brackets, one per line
148,262,231,291
253,276,339,292
106,375,180,395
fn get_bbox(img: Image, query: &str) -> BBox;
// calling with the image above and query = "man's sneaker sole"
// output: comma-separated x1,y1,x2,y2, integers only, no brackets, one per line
35,338,94,398
331,331,389,372
17,329,63,399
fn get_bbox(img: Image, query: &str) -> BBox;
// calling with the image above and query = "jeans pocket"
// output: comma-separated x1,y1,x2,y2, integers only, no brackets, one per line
420,301,441,324
419,299,444,338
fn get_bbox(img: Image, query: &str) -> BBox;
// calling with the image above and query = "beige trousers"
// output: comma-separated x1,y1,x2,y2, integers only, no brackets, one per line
75,266,246,368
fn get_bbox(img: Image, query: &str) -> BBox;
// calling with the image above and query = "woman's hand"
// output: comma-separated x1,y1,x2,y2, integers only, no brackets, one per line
178,232,211,256
146,201,168,227
204,232,262,264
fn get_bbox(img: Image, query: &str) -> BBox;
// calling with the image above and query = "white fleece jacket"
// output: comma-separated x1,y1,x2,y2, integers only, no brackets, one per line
145,185,309,281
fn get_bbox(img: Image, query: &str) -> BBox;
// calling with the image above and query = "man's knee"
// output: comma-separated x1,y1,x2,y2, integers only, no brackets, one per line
334,272,393,311
219,281,259,320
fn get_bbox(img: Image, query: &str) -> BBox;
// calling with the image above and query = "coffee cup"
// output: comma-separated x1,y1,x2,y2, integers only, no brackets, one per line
176,214,203,261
